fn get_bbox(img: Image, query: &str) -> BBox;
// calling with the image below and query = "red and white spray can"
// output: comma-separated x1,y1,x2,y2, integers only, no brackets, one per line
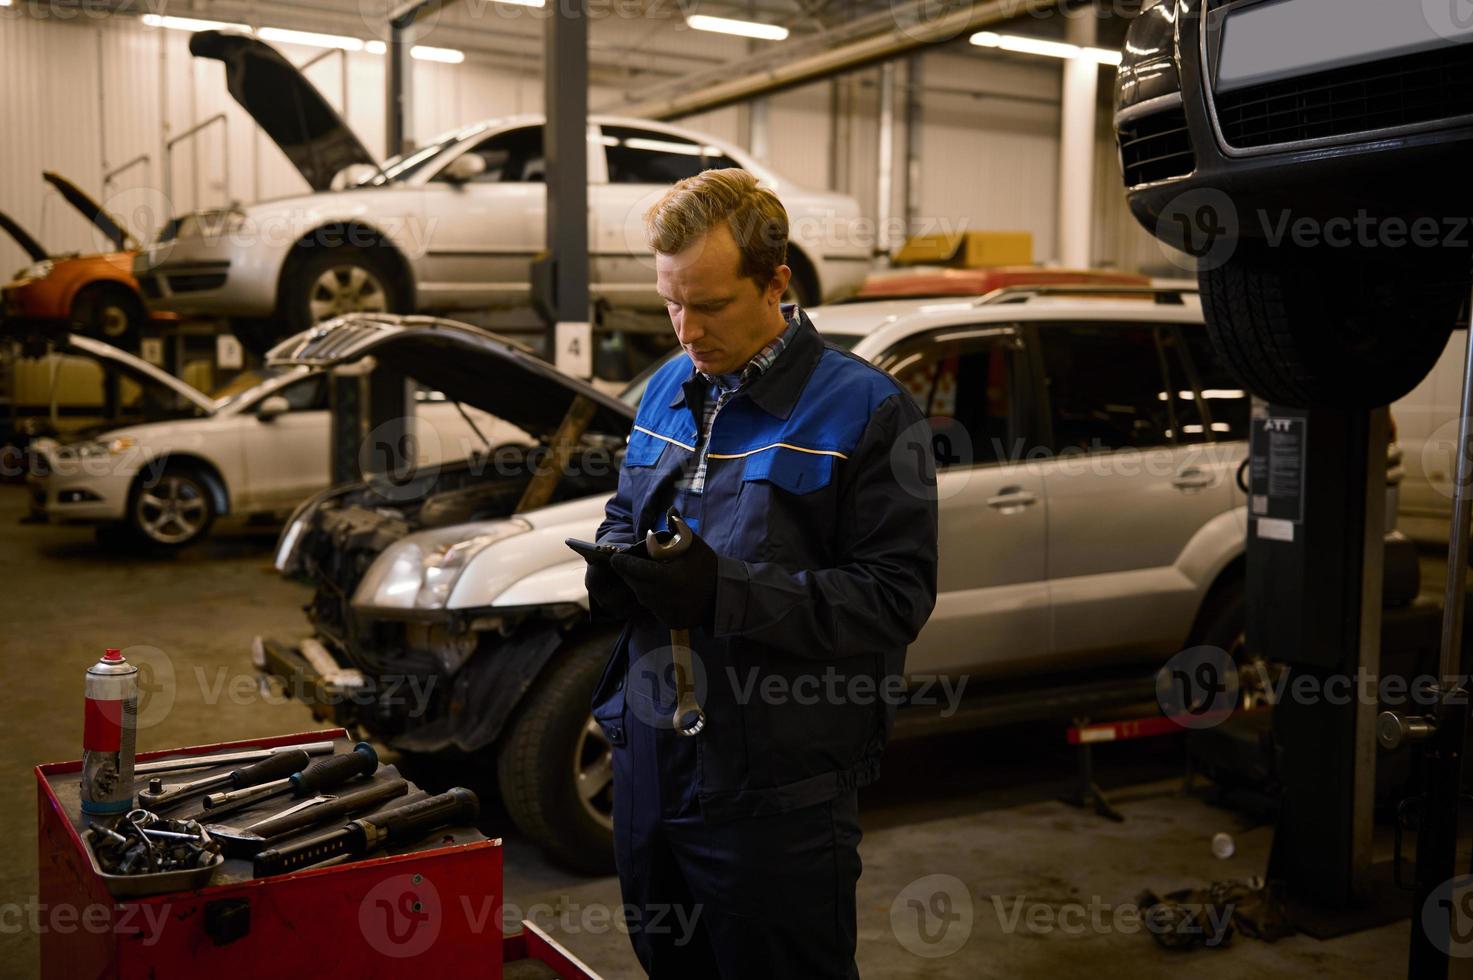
81,648,138,816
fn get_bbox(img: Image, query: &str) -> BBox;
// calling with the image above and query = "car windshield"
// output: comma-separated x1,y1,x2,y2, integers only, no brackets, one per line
616,332,863,407
356,124,491,186
211,368,286,407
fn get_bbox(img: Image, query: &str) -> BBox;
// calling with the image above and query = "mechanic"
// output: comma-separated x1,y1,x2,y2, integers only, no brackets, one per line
583,167,939,978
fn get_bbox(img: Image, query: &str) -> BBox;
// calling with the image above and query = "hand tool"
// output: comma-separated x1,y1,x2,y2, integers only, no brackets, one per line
645,508,706,737
253,787,478,877
206,778,409,858
198,742,378,819
134,740,334,776
136,748,310,809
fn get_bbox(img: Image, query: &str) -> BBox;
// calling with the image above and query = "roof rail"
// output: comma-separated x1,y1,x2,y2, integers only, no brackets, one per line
974,283,1201,306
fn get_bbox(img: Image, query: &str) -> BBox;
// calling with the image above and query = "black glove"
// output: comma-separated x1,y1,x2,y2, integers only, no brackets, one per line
610,527,718,630
585,560,640,622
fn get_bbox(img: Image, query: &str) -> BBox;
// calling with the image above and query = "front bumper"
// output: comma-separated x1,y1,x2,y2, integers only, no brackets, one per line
27,448,135,522
133,236,277,317
1119,2,1473,250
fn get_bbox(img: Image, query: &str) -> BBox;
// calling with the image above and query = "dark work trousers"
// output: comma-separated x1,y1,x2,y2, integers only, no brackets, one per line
611,705,864,979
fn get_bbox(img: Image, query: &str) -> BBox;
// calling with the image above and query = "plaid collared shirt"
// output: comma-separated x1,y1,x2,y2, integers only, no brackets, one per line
676,308,801,494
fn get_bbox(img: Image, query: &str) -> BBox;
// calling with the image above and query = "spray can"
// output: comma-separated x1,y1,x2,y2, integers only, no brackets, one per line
81,648,138,816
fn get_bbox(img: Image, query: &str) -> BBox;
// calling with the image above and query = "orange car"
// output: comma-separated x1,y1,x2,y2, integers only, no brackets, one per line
1,172,175,353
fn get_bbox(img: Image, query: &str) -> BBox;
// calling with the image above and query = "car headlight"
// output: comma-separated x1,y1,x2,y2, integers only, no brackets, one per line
16,259,53,282
73,436,137,458
176,207,248,240
353,519,534,612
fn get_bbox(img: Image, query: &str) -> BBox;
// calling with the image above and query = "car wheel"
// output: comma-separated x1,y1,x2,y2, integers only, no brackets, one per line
128,466,218,548
280,246,403,333
496,631,616,875
1199,240,1470,410
71,285,143,354
1191,577,1281,712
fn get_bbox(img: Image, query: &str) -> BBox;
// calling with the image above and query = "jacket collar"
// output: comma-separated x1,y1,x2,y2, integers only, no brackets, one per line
666,305,824,421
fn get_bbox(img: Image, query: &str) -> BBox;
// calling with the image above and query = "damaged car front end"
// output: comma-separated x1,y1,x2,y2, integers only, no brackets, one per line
255,313,634,871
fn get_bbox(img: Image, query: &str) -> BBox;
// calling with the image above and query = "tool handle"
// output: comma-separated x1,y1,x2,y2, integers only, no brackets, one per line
251,779,408,840
290,742,378,795
360,787,479,848
229,749,309,789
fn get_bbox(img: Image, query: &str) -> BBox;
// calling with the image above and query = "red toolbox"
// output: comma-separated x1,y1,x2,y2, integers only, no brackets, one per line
36,728,601,979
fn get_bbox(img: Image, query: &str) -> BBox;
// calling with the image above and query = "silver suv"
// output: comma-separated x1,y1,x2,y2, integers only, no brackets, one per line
259,285,1260,872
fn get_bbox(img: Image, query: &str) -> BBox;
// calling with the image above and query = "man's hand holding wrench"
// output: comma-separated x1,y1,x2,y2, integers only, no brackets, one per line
610,507,714,737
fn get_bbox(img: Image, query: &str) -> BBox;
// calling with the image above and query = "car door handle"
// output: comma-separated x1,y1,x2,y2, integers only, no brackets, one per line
1172,467,1214,490
986,486,1037,509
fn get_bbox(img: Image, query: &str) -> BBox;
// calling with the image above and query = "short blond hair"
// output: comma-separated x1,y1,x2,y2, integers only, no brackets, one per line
643,168,789,289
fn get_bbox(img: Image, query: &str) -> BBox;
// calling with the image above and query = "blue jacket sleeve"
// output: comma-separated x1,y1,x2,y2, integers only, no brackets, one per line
710,390,939,661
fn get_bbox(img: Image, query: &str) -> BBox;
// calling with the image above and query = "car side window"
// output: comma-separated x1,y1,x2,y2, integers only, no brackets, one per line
875,328,1017,468
1038,322,1174,452
602,125,740,185
266,375,327,414
439,126,545,183
1171,324,1251,442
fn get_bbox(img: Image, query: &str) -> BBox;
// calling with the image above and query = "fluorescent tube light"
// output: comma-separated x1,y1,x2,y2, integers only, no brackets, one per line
687,14,789,41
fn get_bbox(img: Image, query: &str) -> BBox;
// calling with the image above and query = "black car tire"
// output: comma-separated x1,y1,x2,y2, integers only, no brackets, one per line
126,464,219,549
279,246,404,334
71,284,143,354
1199,241,1470,410
496,631,618,875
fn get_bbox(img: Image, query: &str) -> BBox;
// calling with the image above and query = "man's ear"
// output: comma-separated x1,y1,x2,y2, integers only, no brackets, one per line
768,265,792,304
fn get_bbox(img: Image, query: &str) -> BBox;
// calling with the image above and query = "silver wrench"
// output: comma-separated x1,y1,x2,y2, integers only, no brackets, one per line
645,507,707,737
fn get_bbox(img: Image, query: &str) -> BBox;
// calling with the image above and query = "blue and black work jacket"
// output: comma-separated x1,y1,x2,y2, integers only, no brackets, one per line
591,307,939,822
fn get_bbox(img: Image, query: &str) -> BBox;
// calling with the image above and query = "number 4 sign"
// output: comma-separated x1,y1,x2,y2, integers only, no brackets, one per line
555,321,592,379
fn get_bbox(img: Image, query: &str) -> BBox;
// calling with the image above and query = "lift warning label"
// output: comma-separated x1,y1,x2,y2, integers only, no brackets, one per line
1250,416,1305,540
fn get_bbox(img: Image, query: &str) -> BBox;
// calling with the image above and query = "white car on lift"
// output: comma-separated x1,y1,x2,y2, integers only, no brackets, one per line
132,30,870,352
26,334,524,548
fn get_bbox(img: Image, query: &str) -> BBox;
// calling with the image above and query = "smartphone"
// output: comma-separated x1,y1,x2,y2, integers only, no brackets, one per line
565,538,626,566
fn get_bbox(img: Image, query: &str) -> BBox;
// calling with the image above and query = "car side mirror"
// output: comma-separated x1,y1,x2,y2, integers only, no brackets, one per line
441,153,487,184
257,395,291,422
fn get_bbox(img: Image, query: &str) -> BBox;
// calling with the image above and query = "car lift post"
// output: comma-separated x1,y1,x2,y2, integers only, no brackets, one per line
531,0,591,379
1249,399,1386,912
328,358,413,491
1381,314,1473,978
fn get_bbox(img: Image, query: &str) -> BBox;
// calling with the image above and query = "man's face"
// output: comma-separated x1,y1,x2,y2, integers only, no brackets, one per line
655,222,791,376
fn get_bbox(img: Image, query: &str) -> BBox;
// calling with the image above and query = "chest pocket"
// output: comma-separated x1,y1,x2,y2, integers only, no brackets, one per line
740,446,836,494
623,428,668,468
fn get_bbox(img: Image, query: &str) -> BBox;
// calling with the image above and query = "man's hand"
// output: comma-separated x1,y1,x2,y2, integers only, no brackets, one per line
610,528,718,630
585,562,640,621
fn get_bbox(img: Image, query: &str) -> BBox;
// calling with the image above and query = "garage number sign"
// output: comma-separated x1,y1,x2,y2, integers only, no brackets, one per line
1250,415,1305,542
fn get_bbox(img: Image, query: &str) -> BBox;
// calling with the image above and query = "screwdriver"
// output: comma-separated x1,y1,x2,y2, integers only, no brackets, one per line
200,742,378,818
137,749,311,809
253,787,478,877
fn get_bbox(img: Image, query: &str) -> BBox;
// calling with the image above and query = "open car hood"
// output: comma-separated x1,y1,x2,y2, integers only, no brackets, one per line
190,31,380,192
42,172,135,252
0,209,48,262
267,314,636,441
62,334,217,416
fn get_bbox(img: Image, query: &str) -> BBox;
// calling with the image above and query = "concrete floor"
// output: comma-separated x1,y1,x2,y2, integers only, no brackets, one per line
0,482,1443,978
